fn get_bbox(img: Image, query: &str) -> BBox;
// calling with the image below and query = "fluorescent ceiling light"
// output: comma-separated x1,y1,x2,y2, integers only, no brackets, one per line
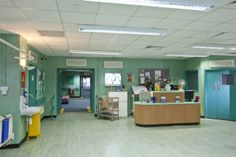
79,24,166,36
83,0,213,11
70,50,121,56
230,47,236,51
192,46,224,50
166,54,209,58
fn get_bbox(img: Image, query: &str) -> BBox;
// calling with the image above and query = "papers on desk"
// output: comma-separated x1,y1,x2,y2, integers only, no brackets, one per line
132,86,148,95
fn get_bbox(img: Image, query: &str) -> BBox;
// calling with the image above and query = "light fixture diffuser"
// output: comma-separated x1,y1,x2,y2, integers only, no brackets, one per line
79,24,167,36
192,46,224,50
70,50,121,56
83,0,213,11
230,47,236,51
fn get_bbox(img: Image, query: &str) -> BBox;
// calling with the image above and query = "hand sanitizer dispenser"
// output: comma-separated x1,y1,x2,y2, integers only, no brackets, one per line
0,86,8,95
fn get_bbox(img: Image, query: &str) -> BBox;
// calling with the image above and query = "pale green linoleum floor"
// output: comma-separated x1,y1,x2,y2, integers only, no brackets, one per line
1,112,236,157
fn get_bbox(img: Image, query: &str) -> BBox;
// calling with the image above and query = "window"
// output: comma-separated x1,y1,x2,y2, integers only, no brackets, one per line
185,71,198,91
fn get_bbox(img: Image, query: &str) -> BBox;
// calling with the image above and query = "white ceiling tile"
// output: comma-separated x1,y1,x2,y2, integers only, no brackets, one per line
106,42,130,51
63,23,78,32
91,33,115,40
191,32,218,40
169,30,198,38
12,0,57,11
183,21,219,31
57,0,99,13
99,3,138,16
70,45,88,50
0,19,31,29
156,19,192,29
88,44,107,51
68,38,90,44
0,7,24,19
156,37,184,45
61,12,96,24
31,22,63,31
95,14,130,26
200,8,236,22
134,7,174,19
66,32,91,39
22,10,61,22
43,37,68,47
115,34,140,41
0,0,14,7
221,40,236,44
167,9,206,20
207,23,236,32
135,35,163,42
126,17,161,27
126,41,152,49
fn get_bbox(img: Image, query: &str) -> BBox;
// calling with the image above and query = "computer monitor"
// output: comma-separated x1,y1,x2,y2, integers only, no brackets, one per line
170,84,179,90
185,90,194,102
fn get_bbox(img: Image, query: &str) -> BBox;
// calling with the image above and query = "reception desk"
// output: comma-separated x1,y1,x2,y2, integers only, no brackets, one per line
134,102,200,126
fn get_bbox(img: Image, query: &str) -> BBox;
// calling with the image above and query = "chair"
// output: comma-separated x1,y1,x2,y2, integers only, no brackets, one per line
97,97,119,121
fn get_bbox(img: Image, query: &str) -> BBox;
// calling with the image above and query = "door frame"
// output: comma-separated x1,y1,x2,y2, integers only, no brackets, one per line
56,68,95,113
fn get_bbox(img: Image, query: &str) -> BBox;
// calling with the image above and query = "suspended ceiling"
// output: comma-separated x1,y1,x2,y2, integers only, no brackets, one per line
0,0,236,59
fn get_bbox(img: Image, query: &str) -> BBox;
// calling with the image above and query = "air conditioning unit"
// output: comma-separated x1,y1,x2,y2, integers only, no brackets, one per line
66,59,87,67
209,60,234,68
104,61,123,68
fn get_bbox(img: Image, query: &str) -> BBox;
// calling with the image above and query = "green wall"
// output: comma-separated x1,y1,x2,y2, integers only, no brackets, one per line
184,56,236,116
43,57,185,115
0,34,46,144
0,34,26,144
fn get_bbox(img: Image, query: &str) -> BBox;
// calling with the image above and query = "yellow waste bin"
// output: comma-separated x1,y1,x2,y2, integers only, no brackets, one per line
28,112,41,138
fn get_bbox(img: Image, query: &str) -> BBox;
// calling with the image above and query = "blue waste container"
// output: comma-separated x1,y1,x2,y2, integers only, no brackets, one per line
2,118,9,144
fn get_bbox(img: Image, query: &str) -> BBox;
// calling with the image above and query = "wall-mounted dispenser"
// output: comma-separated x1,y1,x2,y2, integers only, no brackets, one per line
0,86,8,95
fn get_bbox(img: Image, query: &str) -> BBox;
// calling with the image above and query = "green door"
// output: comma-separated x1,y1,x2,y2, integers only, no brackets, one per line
28,68,37,106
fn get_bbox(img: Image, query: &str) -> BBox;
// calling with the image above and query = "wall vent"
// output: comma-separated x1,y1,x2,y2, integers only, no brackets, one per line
66,59,87,67
209,60,234,68
104,61,123,68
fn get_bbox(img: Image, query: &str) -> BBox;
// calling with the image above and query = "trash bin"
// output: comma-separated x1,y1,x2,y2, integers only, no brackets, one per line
2,117,9,143
28,112,41,138
0,116,4,144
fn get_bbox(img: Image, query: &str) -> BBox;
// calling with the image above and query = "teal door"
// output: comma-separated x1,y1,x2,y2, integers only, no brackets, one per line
205,70,230,120
28,68,37,106
205,71,219,119
230,70,236,120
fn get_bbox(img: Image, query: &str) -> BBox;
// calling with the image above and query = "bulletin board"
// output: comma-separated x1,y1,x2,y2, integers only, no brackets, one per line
138,68,169,85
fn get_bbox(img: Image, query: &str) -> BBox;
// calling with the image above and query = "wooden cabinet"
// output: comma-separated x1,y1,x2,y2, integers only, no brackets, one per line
134,103,200,126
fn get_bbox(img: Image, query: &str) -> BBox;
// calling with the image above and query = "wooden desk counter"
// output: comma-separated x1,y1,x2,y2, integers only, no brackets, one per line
134,102,200,126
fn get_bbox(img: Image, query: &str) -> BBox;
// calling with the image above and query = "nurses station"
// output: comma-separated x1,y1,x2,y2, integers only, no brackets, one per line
1,0,236,157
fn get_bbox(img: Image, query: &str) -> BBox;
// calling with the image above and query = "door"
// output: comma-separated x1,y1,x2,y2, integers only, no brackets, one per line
205,71,219,119
205,70,230,120
217,71,230,120
28,68,37,106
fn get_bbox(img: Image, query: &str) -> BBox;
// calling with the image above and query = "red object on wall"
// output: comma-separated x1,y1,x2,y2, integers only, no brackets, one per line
21,71,26,88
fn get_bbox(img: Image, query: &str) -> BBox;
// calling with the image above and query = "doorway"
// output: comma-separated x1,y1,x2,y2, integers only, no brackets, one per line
57,68,95,113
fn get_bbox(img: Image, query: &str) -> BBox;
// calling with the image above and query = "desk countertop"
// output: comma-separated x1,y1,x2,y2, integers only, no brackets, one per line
134,101,199,106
